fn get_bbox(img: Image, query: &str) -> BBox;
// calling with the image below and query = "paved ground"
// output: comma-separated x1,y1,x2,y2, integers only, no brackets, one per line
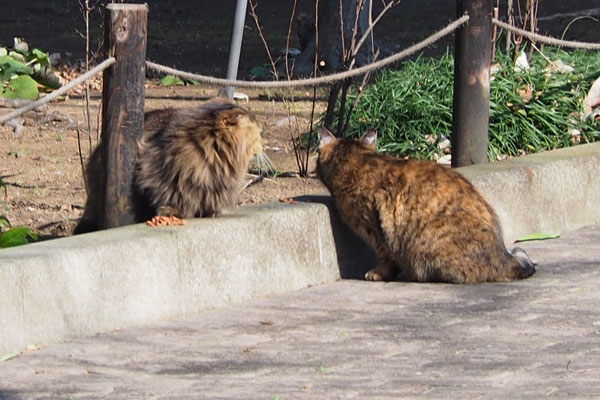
1,225,599,399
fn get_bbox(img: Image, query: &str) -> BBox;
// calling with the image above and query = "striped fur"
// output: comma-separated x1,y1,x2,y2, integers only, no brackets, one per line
317,128,536,283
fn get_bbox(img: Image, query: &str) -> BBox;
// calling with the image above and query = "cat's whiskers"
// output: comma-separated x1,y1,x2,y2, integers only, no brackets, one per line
252,152,275,176
242,172,277,191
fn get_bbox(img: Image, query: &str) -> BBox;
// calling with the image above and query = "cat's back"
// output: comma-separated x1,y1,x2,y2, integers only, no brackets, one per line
340,150,464,196
142,98,240,138
380,157,496,226
339,149,499,237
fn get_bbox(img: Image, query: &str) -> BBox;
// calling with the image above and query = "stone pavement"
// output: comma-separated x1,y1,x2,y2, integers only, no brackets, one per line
1,225,599,399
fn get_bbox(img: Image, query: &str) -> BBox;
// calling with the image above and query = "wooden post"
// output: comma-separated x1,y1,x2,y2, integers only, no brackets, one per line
451,0,492,167
100,4,148,229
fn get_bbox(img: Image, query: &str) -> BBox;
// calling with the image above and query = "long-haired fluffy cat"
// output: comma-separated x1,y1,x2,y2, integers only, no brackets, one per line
316,127,536,283
74,98,264,234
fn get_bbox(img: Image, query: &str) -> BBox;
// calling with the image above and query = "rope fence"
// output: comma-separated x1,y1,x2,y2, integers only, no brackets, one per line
147,14,470,89
0,57,115,125
1,14,599,125
493,18,600,50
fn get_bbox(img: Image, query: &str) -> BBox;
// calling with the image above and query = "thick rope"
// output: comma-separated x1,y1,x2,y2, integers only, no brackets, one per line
0,57,116,125
2,15,597,126
493,18,600,50
146,14,470,89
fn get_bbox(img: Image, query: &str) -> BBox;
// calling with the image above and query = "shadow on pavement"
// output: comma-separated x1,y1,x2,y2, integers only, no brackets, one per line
294,194,376,280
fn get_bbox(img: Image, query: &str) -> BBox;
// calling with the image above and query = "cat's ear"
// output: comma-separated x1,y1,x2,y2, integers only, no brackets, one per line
219,108,243,126
360,130,377,149
318,127,337,148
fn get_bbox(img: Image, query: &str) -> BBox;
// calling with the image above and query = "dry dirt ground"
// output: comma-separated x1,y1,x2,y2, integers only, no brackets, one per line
0,86,328,238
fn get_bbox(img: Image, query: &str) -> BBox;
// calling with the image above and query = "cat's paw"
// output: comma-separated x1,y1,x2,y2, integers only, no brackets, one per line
365,269,386,281
157,206,183,218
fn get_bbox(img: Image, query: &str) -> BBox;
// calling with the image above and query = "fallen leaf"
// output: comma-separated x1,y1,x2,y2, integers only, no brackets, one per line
515,232,560,242
1,353,18,362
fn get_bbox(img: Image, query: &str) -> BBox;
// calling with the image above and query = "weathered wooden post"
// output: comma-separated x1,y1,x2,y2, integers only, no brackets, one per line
451,0,492,167
100,4,148,229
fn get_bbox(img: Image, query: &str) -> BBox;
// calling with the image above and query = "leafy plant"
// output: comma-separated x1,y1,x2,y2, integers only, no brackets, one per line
159,74,198,87
341,48,600,160
338,52,455,159
0,216,38,249
0,179,39,249
0,41,60,100
159,75,185,87
249,63,277,80
488,49,600,158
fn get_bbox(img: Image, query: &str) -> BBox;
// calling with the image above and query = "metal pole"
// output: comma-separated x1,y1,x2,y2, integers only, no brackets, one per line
451,0,492,167
223,0,248,98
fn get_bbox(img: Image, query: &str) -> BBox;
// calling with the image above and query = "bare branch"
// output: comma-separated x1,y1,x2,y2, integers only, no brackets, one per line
248,0,279,80
284,0,299,79
352,0,400,61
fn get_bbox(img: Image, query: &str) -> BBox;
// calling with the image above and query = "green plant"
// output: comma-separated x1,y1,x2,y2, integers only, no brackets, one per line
339,52,455,159
159,75,185,87
315,363,327,373
341,48,600,160
159,74,198,87
0,216,38,248
0,41,60,100
0,178,38,249
492,49,600,157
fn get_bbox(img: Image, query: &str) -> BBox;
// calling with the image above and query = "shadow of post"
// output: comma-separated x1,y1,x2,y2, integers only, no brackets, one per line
0,389,20,399
294,195,376,280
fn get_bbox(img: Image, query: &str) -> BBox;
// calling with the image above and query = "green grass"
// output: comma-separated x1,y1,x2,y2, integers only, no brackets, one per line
339,48,600,160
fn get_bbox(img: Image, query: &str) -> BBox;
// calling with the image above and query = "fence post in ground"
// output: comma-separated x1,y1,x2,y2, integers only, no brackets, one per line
451,0,492,167
100,4,149,229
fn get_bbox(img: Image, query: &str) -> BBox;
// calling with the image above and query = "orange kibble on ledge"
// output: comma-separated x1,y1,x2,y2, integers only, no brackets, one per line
146,215,187,227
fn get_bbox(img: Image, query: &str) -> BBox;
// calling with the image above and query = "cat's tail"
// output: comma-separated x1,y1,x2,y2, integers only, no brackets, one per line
506,247,537,280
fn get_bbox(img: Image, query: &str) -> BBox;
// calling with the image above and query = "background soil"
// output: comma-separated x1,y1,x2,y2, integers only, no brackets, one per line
0,1,599,238
0,86,328,237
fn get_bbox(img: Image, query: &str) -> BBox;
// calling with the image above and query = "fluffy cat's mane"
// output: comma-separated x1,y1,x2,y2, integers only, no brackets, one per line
74,98,263,233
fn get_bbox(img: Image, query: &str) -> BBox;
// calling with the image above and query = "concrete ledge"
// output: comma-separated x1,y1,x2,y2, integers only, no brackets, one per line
1,142,599,355
0,202,370,355
459,142,600,243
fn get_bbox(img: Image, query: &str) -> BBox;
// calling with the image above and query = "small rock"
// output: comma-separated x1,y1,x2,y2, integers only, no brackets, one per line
233,92,249,103
545,59,575,74
514,52,529,73
583,76,600,120
437,154,451,166
437,136,450,152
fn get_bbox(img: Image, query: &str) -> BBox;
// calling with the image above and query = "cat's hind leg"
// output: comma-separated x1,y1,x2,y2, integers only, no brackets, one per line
365,246,398,281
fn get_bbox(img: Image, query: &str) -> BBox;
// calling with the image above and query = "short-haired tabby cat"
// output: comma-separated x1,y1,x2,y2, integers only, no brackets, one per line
75,98,265,234
317,127,536,283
